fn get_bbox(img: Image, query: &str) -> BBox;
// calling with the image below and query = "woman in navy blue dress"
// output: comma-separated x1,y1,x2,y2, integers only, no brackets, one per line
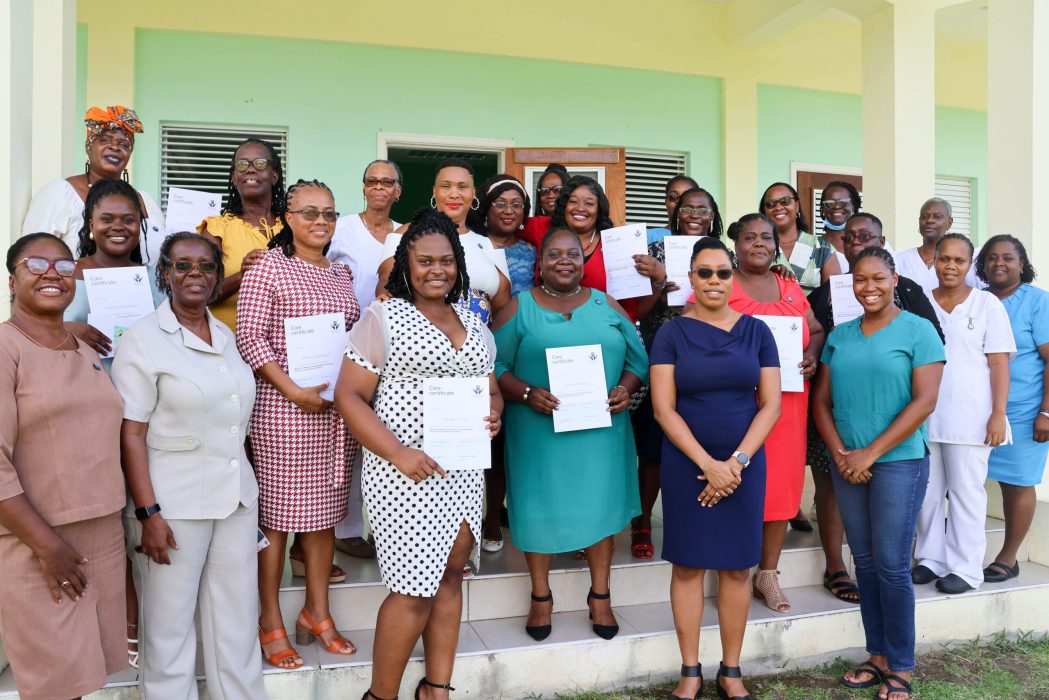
650,237,782,700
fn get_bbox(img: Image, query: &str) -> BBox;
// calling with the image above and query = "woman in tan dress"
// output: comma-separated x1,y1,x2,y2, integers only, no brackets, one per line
0,233,127,699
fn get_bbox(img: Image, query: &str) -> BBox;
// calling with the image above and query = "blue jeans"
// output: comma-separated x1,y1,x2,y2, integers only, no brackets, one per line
832,454,930,672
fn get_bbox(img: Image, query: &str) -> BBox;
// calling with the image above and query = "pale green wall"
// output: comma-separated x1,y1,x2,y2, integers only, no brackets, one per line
131,30,724,216
756,84,989,241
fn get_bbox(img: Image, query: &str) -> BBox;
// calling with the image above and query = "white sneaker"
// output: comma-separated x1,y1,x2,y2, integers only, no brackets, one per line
482,538,505,553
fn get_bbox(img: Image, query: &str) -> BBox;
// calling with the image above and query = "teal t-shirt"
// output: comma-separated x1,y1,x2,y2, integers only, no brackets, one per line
820,310,945,462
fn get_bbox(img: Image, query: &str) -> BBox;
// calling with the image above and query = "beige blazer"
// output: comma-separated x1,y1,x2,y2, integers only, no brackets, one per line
112,299,258,520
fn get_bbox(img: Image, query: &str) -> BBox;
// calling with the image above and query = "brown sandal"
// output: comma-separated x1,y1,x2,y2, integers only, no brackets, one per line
753,569,791,613
296,608,356,655
259,627,303,669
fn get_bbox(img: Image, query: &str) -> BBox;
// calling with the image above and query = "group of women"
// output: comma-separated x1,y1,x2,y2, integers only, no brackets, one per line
1,106,1047,700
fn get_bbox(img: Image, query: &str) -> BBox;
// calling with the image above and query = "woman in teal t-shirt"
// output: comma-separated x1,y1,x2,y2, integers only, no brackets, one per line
812,247,945,700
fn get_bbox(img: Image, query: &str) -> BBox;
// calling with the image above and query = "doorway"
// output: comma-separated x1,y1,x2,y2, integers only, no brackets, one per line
386,148,500,224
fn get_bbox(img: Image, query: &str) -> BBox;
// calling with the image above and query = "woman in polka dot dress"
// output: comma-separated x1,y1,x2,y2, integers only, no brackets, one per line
336,209,502,700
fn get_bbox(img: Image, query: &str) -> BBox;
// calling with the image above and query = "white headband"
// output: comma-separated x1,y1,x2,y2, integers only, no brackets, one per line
486,179,528,198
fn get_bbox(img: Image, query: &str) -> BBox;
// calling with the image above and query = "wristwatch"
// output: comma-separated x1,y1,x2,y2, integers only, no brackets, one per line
732,451,750,468
1040,410,1049,420
135,503,162,521
522,386,532,402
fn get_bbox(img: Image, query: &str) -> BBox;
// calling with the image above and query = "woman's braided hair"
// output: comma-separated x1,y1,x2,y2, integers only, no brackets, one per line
223,138,286,218
76,179,148,262
385,207,469,304
268,179,334,257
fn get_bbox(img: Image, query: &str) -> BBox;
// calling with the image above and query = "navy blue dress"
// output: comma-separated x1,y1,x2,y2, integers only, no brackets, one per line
651,314,779,570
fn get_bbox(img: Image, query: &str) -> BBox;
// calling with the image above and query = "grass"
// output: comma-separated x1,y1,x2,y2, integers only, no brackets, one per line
539,632,1049,699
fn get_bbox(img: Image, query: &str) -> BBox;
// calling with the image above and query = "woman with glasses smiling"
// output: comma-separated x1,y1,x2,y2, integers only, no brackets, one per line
759,182,834,292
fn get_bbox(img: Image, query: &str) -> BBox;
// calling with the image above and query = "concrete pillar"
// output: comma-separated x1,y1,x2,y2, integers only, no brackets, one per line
860,1,936,248
722,76,759,217
31,0,78,192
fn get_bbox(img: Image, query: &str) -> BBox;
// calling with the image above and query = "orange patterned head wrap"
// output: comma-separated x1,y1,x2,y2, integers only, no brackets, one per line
84,106,143,149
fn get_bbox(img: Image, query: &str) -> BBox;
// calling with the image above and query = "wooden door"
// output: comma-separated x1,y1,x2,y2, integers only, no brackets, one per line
795,171,863,234
505,147,627,224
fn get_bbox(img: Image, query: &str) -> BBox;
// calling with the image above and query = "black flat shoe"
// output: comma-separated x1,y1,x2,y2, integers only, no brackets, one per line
587,589,619,640
415,677,454,699
935,573,974,594
910,565,939,585
838,660,885,689
715,663,753,699
983,560,1020,582
788,512,814,532
670,663,703,699
525,591,553,641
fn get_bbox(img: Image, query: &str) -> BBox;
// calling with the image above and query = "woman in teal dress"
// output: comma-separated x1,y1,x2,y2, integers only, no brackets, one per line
494,227,648,643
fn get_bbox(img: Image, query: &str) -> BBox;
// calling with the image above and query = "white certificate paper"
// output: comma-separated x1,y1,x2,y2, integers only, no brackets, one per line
284,313,347,401
83,266,155,318
662,235,701,307
754,315,804,393
601,224,651,300
165,187,221,234
830,274,864,326
422,377,491,470
546,344,612,433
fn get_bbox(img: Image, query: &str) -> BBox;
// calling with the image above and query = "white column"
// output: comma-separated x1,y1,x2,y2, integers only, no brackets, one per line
860,1,937,248
31,0,77,192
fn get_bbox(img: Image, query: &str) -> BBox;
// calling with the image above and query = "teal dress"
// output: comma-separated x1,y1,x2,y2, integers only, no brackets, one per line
495,290,648,553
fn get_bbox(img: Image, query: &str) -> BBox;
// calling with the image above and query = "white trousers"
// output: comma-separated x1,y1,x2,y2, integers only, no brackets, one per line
127,503,266,700
914,442,991,589
335,450,366,540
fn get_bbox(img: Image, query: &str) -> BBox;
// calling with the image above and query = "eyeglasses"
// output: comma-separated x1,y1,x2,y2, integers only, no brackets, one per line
171,260,219,273
763,196,796,209
822,198,853,209
843,232,881,244
233,158,271,172
537,185,563,196
287,208,339,222
679,206,713,217
690,267,733,280
364,177,399,188
491,201,525,211
16,257,77,277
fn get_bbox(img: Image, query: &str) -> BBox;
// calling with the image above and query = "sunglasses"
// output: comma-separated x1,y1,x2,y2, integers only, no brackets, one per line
287,208,339,222
763,196,796,209
690,267,733,280
822,198,853,209
364,177,398,188
679,206,713,217
171,261,218,273
843,232,881,244
16,257,77,277
233,158,271,172
537,185,563,196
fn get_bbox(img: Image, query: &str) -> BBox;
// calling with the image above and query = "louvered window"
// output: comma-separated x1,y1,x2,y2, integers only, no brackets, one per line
159,124,289,210
624,150,687,226
935,175,974,239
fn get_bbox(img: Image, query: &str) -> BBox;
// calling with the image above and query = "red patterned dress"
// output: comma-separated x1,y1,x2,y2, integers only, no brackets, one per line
236,249,360,532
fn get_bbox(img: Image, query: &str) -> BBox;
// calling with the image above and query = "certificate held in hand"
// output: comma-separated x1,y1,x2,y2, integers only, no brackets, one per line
546,344,612,433
83,266,157,357
166,187,222,235
284,313,347,401
662,235,701,307
829,274,864,326
422,377,491,470
600,223,651,300
754,314,804,393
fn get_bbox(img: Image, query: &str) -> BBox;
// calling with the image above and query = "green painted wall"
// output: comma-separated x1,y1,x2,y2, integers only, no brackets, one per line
756,84,988,241
131,30,724,217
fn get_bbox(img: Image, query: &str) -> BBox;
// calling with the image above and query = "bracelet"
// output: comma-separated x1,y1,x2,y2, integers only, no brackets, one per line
522,386,532,402
1040,409,1049,420
613,384,628,395
653,278,667,291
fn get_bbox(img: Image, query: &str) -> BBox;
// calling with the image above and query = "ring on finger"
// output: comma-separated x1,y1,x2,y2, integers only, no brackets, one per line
60,580,71,588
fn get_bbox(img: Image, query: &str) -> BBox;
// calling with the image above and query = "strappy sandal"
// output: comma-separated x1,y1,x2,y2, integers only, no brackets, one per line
630,527,654,559
289,556,347,583
361,691,396,700
983,560,1020,582
670,663,703,699
878,673,913,699
839,660,885,689
824,570,861,603
259,626,303,669
715,663,753,699
295,608,356,655
525,591,553,641
415,677,454,699
752,569,791,613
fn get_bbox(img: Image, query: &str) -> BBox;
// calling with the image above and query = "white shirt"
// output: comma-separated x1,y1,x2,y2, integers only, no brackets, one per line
111,299,258,520
380,230,509,297
896,245,983,300
927,288,1017,445
328,213,401,309
21,178,166,264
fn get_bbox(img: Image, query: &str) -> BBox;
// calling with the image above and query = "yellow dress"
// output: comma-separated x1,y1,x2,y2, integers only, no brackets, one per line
199,213,282,331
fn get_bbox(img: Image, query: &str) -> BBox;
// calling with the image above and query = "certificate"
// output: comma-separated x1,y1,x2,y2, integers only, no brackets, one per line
754,315,804,393
284,313,347,401
600,224,651,300
83,266,155,318
165,187,221,235
422,377,491,470
86,313,133,359
546,344,612,433
830,274,864,326
662,235,700,306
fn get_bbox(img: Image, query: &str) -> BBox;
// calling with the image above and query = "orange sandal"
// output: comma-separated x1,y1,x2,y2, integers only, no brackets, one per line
295,608,356,655
259,627,303,669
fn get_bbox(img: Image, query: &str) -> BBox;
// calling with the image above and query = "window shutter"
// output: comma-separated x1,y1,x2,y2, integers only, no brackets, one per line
935,175,974,239
624,150,687,226
159,123,289,211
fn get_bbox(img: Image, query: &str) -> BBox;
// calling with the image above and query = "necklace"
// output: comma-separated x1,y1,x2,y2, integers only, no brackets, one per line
5,321,73,350
541,283,583,298
359,212,392,236
581,230,598,252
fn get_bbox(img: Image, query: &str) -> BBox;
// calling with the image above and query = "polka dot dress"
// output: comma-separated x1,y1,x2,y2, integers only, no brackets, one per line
347,299,492,597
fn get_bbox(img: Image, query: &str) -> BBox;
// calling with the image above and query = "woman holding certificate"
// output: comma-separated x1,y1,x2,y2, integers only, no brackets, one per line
236,179,360,669
493,226,648,642
336,208,502,700
728,214,825,613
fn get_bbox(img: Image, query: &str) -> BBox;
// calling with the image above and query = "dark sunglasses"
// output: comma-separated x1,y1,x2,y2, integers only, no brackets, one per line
171,261,218,273
287,208,339,222
843,232,881,244
690,267,733,280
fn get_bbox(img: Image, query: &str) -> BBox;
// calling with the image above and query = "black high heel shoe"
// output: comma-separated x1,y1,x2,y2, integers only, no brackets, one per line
670,663,703,700
716,662,753,700
361,691,396,700
525,591,553,641
415,677,455,699
586,588,619,640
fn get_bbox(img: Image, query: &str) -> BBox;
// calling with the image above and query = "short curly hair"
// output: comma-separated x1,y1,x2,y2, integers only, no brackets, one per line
728,213,780,260
155,231,225,304
385,208,469,303
975,234,1037,284
551,176,615,234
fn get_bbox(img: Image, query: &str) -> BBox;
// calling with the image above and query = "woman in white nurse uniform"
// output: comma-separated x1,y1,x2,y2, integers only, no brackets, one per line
913,233,1016,593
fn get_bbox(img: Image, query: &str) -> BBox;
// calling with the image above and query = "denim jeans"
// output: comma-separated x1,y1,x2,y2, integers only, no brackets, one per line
832,453,930,672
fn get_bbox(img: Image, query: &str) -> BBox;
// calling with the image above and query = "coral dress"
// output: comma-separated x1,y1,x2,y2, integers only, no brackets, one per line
729,274,810,521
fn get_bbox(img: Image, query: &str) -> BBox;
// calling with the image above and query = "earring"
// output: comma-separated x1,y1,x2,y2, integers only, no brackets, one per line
88,230,94,240
122,169,130,183
459,271,466,290
471,197,480,211
403,271,412,297
430,196,437,209
84,161,89,176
